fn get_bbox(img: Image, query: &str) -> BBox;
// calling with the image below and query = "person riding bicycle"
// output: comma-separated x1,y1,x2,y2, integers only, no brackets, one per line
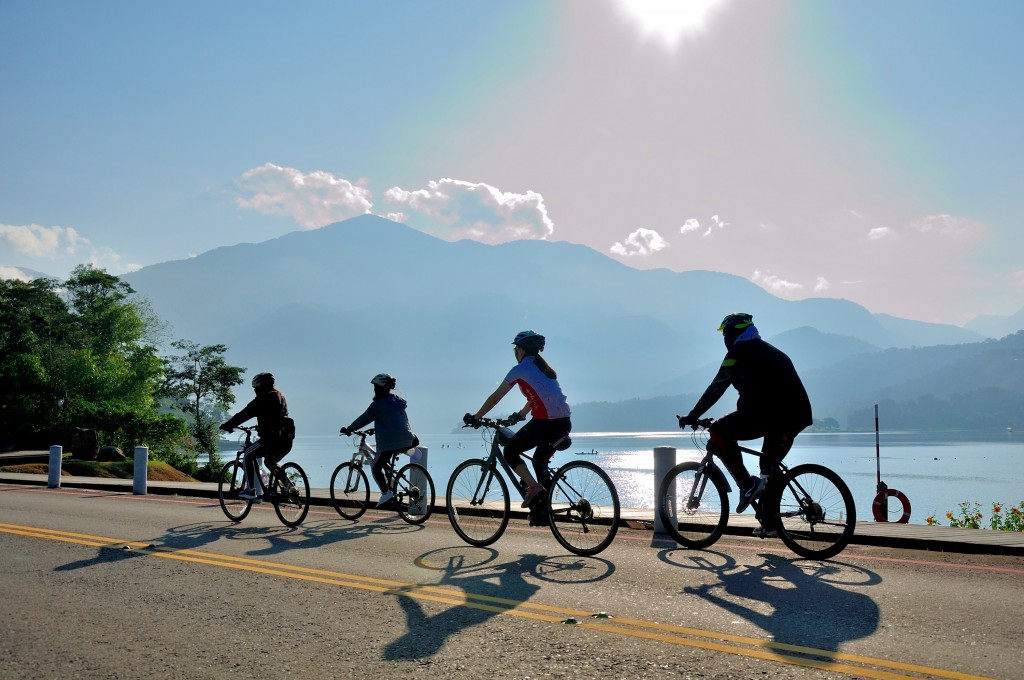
465,331,571,523
220,372,293,502
678,313,812,515
339,373,419,508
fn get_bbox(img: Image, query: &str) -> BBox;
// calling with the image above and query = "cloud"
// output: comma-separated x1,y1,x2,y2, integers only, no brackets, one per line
752,269,803,296
236,163,373,228
0,223,87,258
813,276,830,293
383,178,554,243
680,215,728,238
910,214,985,240
0,266,34,282
610,228,669,256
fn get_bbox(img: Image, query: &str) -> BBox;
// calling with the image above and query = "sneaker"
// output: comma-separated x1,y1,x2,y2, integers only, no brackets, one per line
521,484,546,508
375,491,395,508
736,476,766,514
238,488,257,500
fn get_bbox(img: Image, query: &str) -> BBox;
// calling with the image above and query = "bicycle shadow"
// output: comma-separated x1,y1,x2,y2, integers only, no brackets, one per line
666,550,882,652
383,547,615,661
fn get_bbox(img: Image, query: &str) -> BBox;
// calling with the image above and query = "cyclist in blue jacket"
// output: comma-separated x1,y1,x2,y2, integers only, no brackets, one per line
678,314,812,514
340,373,418,508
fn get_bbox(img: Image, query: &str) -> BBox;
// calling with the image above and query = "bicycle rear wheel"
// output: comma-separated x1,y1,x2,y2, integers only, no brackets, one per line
330,462,369,520
218,460,252,522
772,463,856,560
394,462,435,525
272,462,310,527
657,461,729,549
547,461,620,556
446,459,510,547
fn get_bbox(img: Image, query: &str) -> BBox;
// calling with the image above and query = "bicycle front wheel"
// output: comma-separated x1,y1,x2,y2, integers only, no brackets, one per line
394,462,435,525
218,460,252,522
546,461,620,556
272,462,310,527
657,461,729,549
330,462,369,520
446,459,510,547
773,463,856,560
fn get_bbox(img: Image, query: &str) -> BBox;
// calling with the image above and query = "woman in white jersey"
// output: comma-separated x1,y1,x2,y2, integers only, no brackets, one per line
466,331,572,512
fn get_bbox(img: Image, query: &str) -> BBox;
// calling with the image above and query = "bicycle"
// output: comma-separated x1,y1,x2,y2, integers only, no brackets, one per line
657,417,856,560
218,425,310,527
447,416,620,556
330,428,435,525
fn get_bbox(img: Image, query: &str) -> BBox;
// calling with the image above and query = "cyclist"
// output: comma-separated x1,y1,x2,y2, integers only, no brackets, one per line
678,313,812,515
339,373,419,508
465,331,571,521
220,372,293,502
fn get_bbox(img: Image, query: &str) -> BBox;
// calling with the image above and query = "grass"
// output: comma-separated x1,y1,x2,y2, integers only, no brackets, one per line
0,460,197,482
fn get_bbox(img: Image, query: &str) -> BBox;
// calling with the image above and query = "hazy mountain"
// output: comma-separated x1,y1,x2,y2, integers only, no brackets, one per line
965,308,1024,339
121,215,987,433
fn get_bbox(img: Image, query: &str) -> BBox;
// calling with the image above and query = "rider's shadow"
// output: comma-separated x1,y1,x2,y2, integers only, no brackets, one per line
682,553,881,652
382,552,547,661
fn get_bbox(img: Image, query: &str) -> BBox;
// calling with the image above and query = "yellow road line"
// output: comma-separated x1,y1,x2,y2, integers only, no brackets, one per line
0,521,991,680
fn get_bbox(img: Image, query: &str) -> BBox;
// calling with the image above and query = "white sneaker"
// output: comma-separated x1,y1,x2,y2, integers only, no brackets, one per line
376,491,395,508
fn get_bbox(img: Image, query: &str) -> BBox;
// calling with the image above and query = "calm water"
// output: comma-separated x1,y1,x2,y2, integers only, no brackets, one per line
225,429,1023,523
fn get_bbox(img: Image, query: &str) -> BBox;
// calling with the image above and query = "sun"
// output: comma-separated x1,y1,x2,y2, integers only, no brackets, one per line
615,0,729,47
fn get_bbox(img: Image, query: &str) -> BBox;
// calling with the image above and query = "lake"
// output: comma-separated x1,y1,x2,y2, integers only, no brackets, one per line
222,429,1023,523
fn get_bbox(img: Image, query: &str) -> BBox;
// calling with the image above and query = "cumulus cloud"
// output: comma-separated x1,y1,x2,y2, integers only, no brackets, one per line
813,276,830,293
0,266,33,282
0,223,87,258
383,178,554,243
680,214,728,238
236,163,373,229
753,269,803,296
610,228,669,256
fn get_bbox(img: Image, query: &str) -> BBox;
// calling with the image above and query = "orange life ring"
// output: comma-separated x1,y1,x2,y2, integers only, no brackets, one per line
872,488,911,523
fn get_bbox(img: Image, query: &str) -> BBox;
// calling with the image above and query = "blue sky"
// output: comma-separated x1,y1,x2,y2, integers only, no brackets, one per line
2,0,1022,325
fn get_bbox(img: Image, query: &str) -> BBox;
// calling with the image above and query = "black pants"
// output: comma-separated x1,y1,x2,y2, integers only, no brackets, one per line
503,417,571,489
709,411,799,487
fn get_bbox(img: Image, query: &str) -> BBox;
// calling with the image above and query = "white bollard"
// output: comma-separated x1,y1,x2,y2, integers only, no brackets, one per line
653,446,677,534
133,446,148,495
47,445,62,488
409,446,429,515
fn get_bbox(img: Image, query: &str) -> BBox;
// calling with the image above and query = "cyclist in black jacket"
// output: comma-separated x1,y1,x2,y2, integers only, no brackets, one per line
678,314,812,514
220,372,292,502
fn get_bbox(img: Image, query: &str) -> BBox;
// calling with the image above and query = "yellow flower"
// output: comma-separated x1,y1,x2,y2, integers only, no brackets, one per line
945,512,953,519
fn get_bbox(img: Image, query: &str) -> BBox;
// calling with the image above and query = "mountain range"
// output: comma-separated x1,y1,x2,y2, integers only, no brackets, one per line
97,214,1022,434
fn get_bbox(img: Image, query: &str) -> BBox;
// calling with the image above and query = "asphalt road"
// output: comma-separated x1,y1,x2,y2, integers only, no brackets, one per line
1,484,1021,679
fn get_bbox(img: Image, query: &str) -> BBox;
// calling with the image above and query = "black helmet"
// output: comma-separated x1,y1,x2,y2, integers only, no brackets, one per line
512,330,545,352
252,372,275,392
718,313,756,349
371,373,396,390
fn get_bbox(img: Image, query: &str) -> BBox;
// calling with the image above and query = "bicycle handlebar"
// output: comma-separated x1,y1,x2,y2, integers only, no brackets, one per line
340,428,374,437
462,415,515,430
677,416,714,430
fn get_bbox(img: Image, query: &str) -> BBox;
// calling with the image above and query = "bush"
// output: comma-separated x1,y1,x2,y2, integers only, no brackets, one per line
925,501,1024,531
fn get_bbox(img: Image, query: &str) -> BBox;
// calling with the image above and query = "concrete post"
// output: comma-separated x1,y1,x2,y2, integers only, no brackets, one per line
653,446,676,534
409,446,429,515
133,446,148,495
47,445,62,488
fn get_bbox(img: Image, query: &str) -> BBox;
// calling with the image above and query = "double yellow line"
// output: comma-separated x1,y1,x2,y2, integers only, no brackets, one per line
0,521,990,680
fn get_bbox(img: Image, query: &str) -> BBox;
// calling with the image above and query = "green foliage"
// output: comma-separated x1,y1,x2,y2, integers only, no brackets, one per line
161,339,245,469
926,501,1024,532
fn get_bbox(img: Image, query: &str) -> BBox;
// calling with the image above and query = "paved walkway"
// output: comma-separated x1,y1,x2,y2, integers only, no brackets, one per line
3,471,1023,556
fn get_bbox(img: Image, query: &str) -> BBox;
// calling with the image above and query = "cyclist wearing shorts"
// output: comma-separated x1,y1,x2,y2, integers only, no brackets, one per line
340,373,418,508
678,313,812,514
466,331,571,517
220,372,292,502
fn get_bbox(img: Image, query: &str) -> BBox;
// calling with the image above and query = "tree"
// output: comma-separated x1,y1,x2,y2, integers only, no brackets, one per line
162,340,245,471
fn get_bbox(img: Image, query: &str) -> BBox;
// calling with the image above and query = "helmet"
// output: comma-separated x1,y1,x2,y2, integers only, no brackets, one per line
251,372,275,392
718,313,756,349
512,330,545,352
718,313,754,333
370,373,396,390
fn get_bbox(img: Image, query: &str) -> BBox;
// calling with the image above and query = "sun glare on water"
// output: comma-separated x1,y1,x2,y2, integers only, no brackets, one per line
615,0,729,47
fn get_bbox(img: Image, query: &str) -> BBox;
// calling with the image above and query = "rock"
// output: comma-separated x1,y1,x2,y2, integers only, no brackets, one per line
97,446,126,462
